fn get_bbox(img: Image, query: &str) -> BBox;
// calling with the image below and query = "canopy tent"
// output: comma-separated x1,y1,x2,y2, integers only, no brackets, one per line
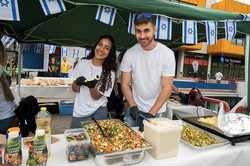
0,0,249,112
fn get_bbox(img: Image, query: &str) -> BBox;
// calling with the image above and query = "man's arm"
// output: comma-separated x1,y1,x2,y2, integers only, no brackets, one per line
121,71,136,107
148,76,174,116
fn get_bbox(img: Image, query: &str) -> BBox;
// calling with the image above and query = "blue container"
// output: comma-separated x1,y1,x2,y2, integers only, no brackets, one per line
60,100,74,115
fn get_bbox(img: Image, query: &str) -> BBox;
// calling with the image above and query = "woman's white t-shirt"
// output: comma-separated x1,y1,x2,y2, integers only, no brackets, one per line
70,59,115,117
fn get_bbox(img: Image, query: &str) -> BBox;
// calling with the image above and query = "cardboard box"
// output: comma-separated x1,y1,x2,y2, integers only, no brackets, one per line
60,100,74,115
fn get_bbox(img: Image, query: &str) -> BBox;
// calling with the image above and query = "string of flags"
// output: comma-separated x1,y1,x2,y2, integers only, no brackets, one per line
1,35,16,48
0,1,250,45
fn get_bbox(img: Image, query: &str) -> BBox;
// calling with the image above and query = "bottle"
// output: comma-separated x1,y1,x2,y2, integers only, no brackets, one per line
6,127,22,147
33,129,48,166
26,146,36,166
36,107,51,157
0,150,4,166
4,131,22,166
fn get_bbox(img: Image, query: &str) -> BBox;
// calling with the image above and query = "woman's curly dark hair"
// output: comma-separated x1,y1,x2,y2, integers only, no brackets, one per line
84,35,117,93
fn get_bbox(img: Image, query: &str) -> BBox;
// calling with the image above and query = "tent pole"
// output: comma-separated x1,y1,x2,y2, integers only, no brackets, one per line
17,43,26,97
245,35,250,115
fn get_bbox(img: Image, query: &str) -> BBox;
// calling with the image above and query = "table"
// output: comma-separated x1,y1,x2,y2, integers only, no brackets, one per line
165,104,216,120
1,134,250,166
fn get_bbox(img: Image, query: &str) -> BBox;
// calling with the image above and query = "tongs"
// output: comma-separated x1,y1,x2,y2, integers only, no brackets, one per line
91,117,113,139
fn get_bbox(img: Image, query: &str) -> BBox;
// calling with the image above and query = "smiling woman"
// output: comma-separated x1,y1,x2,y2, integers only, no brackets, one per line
69,35,117,129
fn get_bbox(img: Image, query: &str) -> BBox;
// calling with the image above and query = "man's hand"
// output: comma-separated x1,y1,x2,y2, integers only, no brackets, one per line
76,76,86,86
139,113,155,132
130,106,140,123
178,92,187,104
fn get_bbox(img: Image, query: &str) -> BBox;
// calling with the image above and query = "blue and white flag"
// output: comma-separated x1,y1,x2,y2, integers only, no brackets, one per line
49,45,56,54
96,6,116,26
1,36,10,45
205,21,217,45
6,38,15,48
128,13,136,34
34,44,43,54
155,15,172,40
225,20,237,41
0,0,20,21
242,14,250,21
116,51,120,57
182,20,197,44
39,0,66,16
61,47,68,57
85,50,91,57
72,49,79,58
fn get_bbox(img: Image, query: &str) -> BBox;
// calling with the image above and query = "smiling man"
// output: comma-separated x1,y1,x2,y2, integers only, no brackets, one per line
120,13,176,130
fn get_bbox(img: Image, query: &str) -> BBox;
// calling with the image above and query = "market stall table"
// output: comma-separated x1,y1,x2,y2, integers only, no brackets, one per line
1,134,249,166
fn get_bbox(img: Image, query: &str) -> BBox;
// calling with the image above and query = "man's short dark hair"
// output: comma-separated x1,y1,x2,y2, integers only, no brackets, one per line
134,13,156,26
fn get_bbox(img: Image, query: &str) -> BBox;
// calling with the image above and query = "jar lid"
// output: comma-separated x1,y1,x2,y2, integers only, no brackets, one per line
35,129,45,136
8,131,19,138
40,107,47,111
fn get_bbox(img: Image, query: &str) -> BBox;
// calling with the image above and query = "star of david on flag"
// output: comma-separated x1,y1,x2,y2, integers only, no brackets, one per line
96,5,116,26
39,0,66,16
0,0,19,21
182,20,197,44
6,38,15,48
49,45,56,54
61,47,68,57
225,20,237,41
1,35,10,45
128,13,136,34
72,49,79,58
205,21,217,45
242,14,250,21
155,15,172,40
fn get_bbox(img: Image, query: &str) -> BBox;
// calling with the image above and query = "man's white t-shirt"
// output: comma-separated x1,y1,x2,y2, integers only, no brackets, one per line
120,42,175,113
215,72,223,81
70,59,115,117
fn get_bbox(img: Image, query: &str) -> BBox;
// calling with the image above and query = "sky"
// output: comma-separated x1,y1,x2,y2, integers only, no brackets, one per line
217,0,250,5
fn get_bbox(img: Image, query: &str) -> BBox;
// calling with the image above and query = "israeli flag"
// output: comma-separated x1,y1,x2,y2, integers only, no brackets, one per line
96,6,116,26
225,20,237,41
72,49,79,58
85,50,91,57
0,0,19,21
6,38,15,48
39,0,66,16
182,20,197,44
61,47,68,57
49,45,56,54
1,35,10,45
116,51,120,57
155,15,172,40
206,21,217,45
128,13,136,34
242,14,250,21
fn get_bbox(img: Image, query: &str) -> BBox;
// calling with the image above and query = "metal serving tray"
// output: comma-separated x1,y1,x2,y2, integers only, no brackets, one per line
81,119,152,166
181,121,229,150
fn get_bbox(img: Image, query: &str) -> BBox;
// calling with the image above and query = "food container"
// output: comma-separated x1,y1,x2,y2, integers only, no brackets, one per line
64,128,90,161
82,120,152,166
144,118,182,159
181,122,229,150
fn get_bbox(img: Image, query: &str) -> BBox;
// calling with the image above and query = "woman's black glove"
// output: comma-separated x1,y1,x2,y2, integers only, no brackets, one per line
83,79,99,89
76,76,86,86
130,106,140,123
178,92,187,104
139,113,154,132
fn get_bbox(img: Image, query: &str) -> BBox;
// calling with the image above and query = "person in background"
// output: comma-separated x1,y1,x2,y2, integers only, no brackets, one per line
193,70,198,81
61,57,72,78
70,35,117,128
13,56,26,84
0,24,16,133
5,56,15,86
120,13,175,129
48,57,58,77
73,57,79,69
215,70,223,83
107,51,125,120
171,85,187,104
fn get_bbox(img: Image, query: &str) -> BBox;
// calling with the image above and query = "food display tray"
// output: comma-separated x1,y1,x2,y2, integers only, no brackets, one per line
183,116,250,146
81,119,152,166
181,121,229,150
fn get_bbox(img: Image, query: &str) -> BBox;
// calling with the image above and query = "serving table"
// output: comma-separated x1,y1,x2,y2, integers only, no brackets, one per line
1,134,249,166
